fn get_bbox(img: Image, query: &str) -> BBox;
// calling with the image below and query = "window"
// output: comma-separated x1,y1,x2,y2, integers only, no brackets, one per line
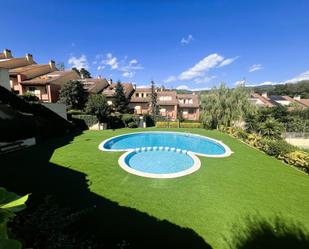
159,96,172,101
189,109,195,114
28,86,36,92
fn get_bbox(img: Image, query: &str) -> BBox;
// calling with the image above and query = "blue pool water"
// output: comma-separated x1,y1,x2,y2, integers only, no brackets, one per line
125,150,194,174
103,132,226,155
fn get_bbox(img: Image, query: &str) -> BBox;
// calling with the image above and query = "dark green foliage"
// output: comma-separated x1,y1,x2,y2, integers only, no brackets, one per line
72,114,98,127
59,80,88,110
228,217,309,249
112,81,129,113
121,114,135,127
85,94,111,123
253,81,309,98
128,121,138,128
259,138,296,156
19,92,39,103
80,68,91,79
258,118,284,139
143,114,155,127
150,81,159,120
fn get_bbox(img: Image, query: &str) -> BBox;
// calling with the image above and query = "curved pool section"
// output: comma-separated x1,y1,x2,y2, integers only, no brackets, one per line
99,131,232,157
119,147,201,178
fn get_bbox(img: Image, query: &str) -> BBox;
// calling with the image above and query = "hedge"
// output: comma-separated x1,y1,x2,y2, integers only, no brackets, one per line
72,114,98,127
156,121,202,128
221,126,309,174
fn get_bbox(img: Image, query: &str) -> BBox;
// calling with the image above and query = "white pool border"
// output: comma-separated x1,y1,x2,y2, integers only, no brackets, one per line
98,131,233,158
118,149,201,179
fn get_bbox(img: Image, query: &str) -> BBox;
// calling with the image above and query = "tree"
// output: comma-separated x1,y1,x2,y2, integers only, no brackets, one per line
150,80,159,120
85,94,111,123
80,68,91,79
113,81,129,113
200,83,255,129
59,80,88,110
19,92,40,103
258,117,284,139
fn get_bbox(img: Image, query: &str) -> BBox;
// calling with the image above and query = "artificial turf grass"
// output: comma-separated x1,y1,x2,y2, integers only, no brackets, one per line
49,128,309,248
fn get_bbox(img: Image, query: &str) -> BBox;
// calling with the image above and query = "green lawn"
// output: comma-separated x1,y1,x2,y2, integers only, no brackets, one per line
2,128,309,248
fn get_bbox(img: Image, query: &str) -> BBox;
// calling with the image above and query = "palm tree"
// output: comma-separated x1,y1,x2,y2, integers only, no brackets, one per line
258,117,284,139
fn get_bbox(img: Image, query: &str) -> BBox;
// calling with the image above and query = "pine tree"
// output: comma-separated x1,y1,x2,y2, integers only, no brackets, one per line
113,81,129,113
150,80,159,120
59,80,88,110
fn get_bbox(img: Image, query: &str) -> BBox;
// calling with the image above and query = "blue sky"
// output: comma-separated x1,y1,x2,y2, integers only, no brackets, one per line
1,0,309,90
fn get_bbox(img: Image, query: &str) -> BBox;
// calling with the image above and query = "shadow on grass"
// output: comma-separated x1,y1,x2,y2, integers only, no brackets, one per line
226,216,309,249
0,132,211,249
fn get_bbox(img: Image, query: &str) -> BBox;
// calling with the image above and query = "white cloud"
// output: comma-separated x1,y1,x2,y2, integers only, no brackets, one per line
249,64,263,72
247,70,309,87
176,85,190,90
193,76,216,84
122,71,135,78
103,53,119,69
181,34,194,45
218,56,239,67
68,54,88,69
97,65,105,71
179,53,224,80
284,70,309,83
129,59,138,65
164,75,177,83
235,79,246,86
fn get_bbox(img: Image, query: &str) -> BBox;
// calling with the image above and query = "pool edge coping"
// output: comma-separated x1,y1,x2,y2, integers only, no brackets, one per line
118,149,201,179
98,131,233,158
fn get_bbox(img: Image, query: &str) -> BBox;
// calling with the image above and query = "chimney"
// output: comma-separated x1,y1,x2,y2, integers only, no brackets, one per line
97,75,102,79
108,78,113,85
192,92,195,95
262,92,268,98
25,53,33,63
133,84,136,90
3,49,12,58
49,60,56,69
294,95,301,101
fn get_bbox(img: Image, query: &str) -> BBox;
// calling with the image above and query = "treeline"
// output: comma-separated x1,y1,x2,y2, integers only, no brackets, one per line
253,81,309,98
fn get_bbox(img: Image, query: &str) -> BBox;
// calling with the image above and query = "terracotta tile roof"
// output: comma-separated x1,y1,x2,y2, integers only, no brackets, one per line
177,93,200,108
102,83,134,98
82,78,109,94
0,53,6,59
250,93,277,107
130,87,152,103
0,57,35,70
9,64,57,80
21,70,79,85
297,99,309,107
157,91,178,105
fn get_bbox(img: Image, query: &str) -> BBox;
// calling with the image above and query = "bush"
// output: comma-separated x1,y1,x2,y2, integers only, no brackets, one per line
282,151,309,173
121,114,134,127
143,114,155,127
180,122,202,128
258,138,296,157
72,114,98,127
19,92,39,103
128,121,138,128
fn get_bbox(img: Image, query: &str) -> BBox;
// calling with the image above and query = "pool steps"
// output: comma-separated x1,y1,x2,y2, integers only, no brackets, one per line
134,146,189,154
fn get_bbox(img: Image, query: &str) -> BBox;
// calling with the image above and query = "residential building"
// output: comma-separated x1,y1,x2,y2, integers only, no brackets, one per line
129,88,151,114
177,93,200,120
157,90,178,120
0,49,82,103
20,70,80,102
102,82,135,105
81,77,109,94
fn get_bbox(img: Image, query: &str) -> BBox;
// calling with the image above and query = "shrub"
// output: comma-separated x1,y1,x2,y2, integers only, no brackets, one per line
19,92,39,103
0,187,29,249
128,121,138,128
259,139,295,157
180,122,202,128
143,114,155,127
121,114,134,127
72,114,98,127
282,151,309,173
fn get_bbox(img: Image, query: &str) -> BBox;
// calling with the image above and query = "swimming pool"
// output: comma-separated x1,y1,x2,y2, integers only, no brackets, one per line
118,147,201,178
99,131,232,178
99,131,232,157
